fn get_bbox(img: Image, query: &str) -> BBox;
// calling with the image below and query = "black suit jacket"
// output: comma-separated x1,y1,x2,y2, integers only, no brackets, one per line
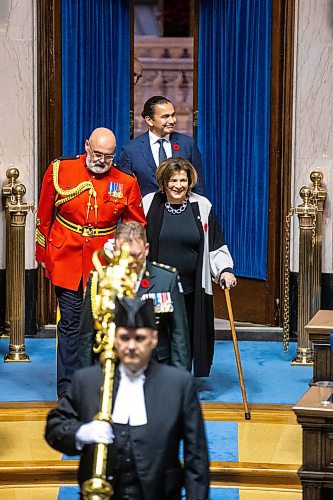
78,261,191,370
118,131,206,196
45,361,209,500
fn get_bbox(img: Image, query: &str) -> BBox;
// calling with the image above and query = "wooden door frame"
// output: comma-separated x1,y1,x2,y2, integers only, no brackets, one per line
37,0,295,327
193,0,295,326
36,0,62,326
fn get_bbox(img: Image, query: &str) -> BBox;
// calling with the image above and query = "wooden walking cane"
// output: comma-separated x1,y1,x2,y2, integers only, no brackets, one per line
222,282,251,420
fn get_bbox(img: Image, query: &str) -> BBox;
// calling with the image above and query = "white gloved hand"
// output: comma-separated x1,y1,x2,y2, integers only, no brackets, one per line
104,238,115,256
75,420,115,450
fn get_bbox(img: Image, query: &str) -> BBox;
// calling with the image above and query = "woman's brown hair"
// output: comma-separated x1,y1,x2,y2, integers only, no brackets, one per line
155,157,198,194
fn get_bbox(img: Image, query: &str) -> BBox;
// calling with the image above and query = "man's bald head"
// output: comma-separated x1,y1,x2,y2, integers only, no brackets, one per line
85,127,116,174
88,127,116,151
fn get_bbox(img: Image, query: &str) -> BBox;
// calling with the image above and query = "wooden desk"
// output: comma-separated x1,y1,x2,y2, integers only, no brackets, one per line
294,386,333,499
305,310,333,382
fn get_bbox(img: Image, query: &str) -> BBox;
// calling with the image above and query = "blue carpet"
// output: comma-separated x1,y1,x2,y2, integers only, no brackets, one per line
210,488,239,500
62,421,238,463
62,453,80,460
205,421,238,461
57,486,80,499
197,340,312,405
0,338,56,402
0,338,312,404
57,486,239,499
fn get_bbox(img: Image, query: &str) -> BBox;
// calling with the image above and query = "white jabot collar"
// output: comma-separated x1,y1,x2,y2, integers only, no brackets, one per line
112,363,147,426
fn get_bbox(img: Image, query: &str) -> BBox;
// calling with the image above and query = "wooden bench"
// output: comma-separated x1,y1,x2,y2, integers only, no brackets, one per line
305,310,333,383
294,385,333,499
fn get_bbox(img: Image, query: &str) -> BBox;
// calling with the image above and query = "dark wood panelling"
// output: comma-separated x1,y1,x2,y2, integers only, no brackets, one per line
213,279,277,326
36,0,62,326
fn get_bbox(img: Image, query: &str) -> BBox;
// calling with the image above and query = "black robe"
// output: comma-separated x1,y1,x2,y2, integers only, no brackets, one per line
144,192,234,377
45,361,210,500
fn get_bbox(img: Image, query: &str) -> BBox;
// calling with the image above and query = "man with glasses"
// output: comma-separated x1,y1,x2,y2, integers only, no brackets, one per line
36,127,146,400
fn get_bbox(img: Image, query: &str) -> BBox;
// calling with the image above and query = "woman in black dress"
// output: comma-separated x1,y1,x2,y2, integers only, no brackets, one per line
143,157,237,377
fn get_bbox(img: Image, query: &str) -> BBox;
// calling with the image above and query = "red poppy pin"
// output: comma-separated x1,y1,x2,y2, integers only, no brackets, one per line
172,143,180,151
141,278,150,288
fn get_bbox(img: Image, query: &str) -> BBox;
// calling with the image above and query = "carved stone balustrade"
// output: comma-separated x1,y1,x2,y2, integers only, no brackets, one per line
134,37,194,137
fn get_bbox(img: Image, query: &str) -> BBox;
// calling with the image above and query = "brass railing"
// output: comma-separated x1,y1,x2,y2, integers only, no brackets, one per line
2,168,34,362
282,171,327,365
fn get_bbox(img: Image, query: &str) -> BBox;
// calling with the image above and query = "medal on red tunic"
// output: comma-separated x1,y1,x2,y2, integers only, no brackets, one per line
108,182,124,199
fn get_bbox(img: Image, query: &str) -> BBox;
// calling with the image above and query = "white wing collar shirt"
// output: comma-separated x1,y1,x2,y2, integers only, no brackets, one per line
149,131,172,167
112,363,148,426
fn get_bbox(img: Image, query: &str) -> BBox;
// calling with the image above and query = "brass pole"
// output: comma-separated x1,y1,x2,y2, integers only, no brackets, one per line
2,168,20,335
292,186,316,366
309,171,327,316
4,183,33,362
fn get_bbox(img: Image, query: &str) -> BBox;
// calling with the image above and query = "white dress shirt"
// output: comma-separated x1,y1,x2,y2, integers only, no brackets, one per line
112,363,147,426
149,131,172,167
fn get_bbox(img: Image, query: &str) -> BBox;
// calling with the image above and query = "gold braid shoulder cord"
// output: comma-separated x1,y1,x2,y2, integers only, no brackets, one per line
52,159,98,223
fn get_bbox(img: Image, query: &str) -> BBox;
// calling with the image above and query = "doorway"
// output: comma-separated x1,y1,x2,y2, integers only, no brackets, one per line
36,0,294,328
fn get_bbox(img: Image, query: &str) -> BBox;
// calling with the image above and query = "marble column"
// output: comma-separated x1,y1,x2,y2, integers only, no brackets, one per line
291,0,333,275
0,0,37,332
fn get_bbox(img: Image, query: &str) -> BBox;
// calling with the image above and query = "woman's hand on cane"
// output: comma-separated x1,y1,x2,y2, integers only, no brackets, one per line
219,272,237,289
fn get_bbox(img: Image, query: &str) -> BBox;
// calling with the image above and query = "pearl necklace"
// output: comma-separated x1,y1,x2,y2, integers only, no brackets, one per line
165,198,188,215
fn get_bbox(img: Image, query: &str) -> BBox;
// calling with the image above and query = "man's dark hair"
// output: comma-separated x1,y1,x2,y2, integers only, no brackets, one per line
141,96,172,119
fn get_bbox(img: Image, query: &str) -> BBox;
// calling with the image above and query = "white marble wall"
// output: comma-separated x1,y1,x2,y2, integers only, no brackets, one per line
0,0,37,270
291,0,333,273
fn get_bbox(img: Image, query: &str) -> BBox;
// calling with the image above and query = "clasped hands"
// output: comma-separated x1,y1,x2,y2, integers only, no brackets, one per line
75,420,115,450
219,271,237,290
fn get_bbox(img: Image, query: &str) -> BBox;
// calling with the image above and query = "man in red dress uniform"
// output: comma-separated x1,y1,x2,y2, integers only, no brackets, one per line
36,127,146,399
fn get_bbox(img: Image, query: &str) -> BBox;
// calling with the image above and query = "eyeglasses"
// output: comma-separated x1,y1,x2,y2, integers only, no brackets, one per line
88,141,115,162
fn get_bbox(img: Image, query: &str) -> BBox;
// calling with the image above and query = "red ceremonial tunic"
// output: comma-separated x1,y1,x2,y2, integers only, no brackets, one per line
36,155,146,290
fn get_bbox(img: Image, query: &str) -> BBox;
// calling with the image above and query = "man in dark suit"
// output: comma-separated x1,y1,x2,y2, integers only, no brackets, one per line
78,221,191,370
118,96,206,196
45,298,210,500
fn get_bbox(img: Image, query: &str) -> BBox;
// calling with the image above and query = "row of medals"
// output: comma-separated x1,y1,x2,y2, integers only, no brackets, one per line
110,191,123,199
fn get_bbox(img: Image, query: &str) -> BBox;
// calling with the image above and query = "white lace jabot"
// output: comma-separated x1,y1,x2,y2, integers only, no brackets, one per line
112,363,147,426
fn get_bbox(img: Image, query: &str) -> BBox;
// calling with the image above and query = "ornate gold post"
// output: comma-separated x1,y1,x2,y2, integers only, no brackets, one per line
4,183,33,362
81,245,137,500
2,168,20,335
309,171,327,316
292,186,317,365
